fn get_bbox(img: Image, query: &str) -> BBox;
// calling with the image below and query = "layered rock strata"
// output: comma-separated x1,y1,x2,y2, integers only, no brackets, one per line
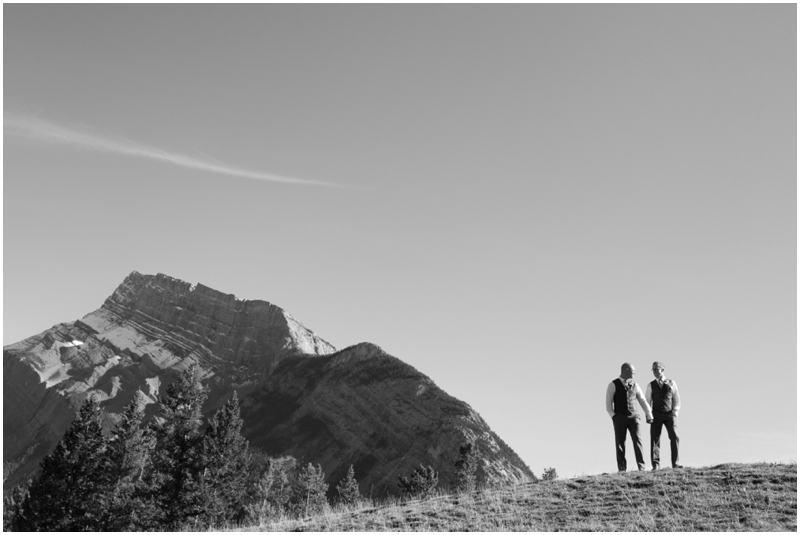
4,272,533,492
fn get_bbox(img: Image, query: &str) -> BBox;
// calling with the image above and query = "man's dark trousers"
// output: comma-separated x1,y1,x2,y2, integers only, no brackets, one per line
613,414,646,471
651,412,680,468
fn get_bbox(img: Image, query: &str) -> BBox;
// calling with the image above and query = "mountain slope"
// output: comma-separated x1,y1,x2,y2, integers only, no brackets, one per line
239,342,531,493
4,271,533,492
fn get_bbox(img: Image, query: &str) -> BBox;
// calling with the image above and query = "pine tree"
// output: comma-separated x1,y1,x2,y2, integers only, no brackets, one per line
245,469,275,523
294,463,329,516
335,464,361,506
102,393,157,530
397,464,439,499
149,363,209,528
3,485,28,531
454,441,479,493
198,391,252,527
15,398,109,531
257,460,294,518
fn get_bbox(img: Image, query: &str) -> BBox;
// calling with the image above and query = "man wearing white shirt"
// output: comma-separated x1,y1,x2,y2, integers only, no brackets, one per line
646,361,682,470
605,363,653,472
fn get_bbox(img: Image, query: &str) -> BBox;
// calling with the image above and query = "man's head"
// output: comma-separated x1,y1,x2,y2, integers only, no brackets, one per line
620,362,635,380
652,361,665,379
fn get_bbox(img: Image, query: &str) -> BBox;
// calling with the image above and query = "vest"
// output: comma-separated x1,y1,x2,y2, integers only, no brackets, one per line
613,378,638,417
650,379,674,413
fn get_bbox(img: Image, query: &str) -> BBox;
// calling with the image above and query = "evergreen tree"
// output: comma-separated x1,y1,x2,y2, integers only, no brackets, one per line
257,460,294,518
397,464,439,499
3,485,28,531
101,393,157,530
243,453,290,522
454,441,479,493
15,398,109,531
245,470,274,523
149,363,208,528
294,463,329,516
335,464,361,506
198,391,252,527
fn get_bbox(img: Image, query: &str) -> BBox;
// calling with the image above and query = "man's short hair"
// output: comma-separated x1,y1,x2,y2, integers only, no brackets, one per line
652,361,665,371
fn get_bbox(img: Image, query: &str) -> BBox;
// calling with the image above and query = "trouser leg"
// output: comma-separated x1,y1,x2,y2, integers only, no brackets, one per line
613,416,628,471
650,417,663,468
629,418,646,470
663,416,680,466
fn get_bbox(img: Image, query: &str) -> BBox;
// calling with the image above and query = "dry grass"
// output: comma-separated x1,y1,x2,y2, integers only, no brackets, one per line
223,462,796,532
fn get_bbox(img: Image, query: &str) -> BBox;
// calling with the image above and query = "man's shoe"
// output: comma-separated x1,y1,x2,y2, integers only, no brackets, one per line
672,464,684,469
651,466,660,471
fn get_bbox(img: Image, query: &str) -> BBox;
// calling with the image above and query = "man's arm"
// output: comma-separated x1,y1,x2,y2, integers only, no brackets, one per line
645,382,652,407
671,381,680,416
636,384,653,421
605,382,615,418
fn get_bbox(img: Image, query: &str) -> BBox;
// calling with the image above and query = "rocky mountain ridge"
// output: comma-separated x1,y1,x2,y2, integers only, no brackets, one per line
4,271,533,492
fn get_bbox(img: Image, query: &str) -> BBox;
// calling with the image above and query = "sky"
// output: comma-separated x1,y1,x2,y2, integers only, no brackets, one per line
4,4,796,478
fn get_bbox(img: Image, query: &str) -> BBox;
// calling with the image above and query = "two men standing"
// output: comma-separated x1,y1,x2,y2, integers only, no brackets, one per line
605,362,682,472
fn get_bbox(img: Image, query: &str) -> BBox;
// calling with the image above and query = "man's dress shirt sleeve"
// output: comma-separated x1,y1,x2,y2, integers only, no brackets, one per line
605,381,615,419
671,381,681,415
636,383,653,420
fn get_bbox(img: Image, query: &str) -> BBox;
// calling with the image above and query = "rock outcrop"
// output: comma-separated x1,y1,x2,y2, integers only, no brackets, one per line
4,271,533,492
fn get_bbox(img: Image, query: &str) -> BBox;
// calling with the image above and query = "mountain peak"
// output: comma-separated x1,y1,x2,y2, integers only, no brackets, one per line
86,271,336,374
109,271,270,312
4,271,533,492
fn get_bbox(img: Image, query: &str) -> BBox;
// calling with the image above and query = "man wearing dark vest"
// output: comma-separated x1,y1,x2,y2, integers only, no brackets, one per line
646,361,682,469
605,363,653,472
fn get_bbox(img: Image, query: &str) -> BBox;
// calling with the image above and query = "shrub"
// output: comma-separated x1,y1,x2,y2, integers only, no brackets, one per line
398,464,439,499
541,467,558,481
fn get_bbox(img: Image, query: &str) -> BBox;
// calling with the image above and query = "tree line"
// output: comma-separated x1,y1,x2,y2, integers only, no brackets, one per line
4,365,351,530
3,364,554,531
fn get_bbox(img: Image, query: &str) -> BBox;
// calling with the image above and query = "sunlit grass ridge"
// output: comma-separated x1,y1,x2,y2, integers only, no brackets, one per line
225,462,796,532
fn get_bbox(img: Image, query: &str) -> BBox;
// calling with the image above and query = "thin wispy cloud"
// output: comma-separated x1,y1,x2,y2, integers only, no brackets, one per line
4,112,346,188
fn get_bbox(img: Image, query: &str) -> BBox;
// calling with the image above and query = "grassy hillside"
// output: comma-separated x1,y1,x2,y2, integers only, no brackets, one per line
229,462,796,532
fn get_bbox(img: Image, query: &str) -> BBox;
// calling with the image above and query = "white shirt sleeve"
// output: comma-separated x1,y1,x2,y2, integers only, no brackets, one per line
671,381,681,415
635,383,653,420
645,382,652,407
606,381,616,418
